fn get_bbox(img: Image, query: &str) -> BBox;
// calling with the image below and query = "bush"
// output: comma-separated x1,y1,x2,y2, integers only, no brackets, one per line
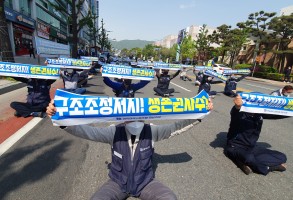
234,63,252,69
258,65,278,73
253,72,285,81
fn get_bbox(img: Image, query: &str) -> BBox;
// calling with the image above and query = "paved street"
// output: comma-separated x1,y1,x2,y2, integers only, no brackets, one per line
0,72,292,200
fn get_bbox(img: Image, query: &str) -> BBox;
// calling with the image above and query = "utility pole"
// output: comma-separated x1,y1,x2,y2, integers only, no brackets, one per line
251,40,259,77
96,0,99,56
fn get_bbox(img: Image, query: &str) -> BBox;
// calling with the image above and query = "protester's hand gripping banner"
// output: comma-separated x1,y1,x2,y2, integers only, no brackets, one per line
46,58,92,69
102,64,155,80
223,69,251,75
153,63,181,70
0,61,60,79
51,89,211,126
204,69,228,82
239,92,293,116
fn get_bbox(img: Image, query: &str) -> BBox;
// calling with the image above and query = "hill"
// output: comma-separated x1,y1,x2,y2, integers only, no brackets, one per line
110,39,154,50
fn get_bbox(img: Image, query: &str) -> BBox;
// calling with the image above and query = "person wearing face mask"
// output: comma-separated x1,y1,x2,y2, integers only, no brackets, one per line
60,68,89,94
270,85,293,97
103,76,150,98
197,74,217,98
224,74,248,97
46,100,213,200
153,69,180,97
225,95,289,175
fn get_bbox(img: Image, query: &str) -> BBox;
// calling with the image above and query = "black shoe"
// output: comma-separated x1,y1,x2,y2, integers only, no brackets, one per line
32,112,47,118
14,111,21,117
163,93,170,97
236,160,252,175
269,165,286,172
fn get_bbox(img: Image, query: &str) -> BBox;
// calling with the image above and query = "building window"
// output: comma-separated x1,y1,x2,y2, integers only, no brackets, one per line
4,0,13,8
36,0,48,9
36,5,60,29
19,0,31,16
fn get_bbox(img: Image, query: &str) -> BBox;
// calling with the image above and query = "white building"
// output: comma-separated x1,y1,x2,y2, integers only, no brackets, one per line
280,5,293,16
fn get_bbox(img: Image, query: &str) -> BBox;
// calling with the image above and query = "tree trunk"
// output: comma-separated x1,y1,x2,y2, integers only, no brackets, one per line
71,0,78,58
221,50,226,63
0,2,15,62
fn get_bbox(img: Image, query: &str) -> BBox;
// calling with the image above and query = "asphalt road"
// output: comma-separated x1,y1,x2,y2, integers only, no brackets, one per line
0,73,292,200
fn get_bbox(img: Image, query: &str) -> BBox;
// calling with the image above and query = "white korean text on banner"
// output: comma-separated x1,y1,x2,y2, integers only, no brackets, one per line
46,58,92,69
194,66,213,71
153,63,181,71
204,69,228,82
223,69,251,75
239,92,293,116
0,61,60,79
80,56,99,61
51,89,210,126
102,64,155,81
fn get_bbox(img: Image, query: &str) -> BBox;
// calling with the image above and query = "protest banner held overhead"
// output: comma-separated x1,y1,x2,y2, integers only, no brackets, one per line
0,61,60,79
239,92,293,116
102,64,155,81
51,89,211,126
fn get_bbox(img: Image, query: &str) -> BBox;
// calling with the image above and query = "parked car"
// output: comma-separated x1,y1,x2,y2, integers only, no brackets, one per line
213,64,232,74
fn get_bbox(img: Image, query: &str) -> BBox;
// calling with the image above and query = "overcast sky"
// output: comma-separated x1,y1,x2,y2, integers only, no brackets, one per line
99,0,293,41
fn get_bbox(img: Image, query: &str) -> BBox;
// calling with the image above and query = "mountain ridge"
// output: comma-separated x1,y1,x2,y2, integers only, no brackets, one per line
110,39,155,50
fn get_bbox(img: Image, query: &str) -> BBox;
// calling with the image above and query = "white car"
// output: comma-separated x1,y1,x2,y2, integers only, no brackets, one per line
213,64,232,74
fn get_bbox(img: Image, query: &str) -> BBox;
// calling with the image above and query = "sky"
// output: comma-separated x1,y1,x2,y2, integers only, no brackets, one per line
99,0,293,42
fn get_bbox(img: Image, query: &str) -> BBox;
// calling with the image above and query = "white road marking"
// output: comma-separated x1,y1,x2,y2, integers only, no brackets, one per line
170,82,192,92
245,83,275,91
0,118,42,157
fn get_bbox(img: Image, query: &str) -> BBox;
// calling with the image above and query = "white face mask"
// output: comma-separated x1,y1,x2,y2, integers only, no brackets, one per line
283,92,290,96
125,121,144,136
67,69,74,74
208,77,212,81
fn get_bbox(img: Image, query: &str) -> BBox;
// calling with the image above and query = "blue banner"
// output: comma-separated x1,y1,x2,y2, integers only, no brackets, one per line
223,69,251,75
102,64,155,80
137,61,154,67
153,63,181,70
46,58,92,69
80,56,99,61
194,66,213,71
51,89,210,126
0,61,60,79
239,93,293,116
204,69,228,82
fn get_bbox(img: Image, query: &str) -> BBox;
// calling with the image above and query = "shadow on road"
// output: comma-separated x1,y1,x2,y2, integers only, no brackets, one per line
0,138,72,199
152,152,192,173
210,132,227,149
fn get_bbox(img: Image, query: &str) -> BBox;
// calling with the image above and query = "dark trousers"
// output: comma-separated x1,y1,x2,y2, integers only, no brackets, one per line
153,87,175,96
10,102,48,117
91,179,177,200
225,145,287,175
224,90,237,97
29,50,35,58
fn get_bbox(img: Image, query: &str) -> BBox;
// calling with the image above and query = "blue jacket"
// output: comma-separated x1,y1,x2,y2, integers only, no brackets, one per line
109,124,154,197
14,77,55,105
103,77,150,97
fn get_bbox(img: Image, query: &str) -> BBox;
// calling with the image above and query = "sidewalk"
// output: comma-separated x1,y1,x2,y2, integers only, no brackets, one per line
245,76,291,87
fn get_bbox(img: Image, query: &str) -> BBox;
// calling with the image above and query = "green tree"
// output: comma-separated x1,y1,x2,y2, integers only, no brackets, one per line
268,13,293,72
50,0,94,58
98,19,112,52
142,44,155,60
195,24,212,62
180,35,196,62
226,27,249,67
0,1,14,62
245,11,276,64
120,48,130,57
210,24,231,63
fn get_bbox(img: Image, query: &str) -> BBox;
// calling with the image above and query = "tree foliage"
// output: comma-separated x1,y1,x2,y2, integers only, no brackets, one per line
195,24,212,61
98,19,112,52
180,35,196,62
50,0,94,58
